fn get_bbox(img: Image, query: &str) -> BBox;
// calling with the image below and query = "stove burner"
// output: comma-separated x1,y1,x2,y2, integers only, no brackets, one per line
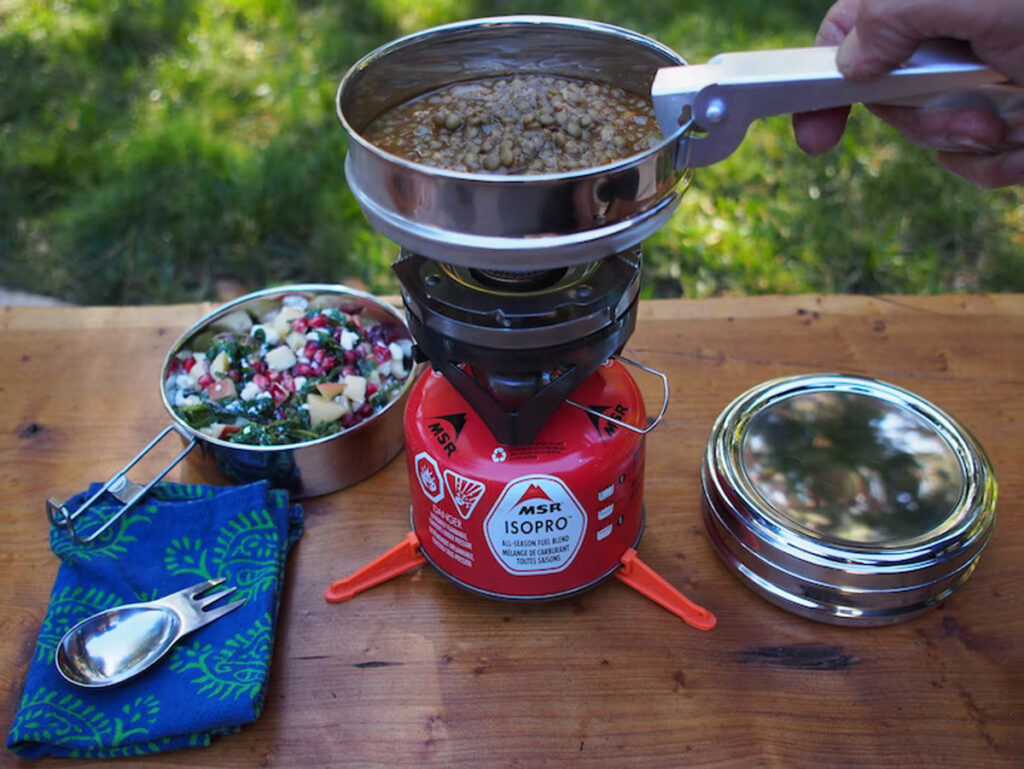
394,248,641,444
468,268,568,292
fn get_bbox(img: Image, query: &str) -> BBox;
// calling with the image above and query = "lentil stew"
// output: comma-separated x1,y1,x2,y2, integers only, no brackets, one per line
362,74,662,174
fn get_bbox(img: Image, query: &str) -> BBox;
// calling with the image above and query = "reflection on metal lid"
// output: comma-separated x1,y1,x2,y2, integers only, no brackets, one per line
703,374,996,626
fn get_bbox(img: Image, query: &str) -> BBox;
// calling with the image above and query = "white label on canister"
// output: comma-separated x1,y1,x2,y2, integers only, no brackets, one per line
483,474,587,575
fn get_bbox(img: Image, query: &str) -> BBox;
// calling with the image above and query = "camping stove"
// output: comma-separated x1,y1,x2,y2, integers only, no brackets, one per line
323,16,716,629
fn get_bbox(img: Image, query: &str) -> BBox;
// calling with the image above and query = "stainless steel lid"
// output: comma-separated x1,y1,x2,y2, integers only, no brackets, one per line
702,374,996,626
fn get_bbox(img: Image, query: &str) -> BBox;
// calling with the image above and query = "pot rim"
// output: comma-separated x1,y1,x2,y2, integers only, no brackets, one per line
158,283,415,453
335,14,689,184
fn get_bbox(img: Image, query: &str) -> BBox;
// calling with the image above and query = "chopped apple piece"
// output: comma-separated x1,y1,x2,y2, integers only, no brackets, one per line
316,382,346,399
208,378,237,401
343,374,367,403
272,306,305,339
209,351,230,378
306,394,350,426
285,331,306,352
211,309,253,334
265,345,297,371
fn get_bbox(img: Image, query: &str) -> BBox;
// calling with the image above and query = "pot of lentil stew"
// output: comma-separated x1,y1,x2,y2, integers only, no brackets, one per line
337,15,692,269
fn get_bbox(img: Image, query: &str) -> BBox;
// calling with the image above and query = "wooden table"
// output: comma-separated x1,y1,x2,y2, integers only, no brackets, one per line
2,295,1022,768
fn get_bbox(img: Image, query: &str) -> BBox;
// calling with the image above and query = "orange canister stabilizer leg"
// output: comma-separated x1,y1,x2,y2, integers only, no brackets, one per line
615,548,717,631
325,531,427,603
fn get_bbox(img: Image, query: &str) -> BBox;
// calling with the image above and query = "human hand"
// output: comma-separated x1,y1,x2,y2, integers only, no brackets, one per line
792,0,1024,188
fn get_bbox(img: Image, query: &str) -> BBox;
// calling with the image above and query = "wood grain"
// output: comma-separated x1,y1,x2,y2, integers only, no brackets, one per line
1,295,1021,768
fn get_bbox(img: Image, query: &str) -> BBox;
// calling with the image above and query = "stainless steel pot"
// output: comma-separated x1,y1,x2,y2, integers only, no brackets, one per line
47,284,414,543
338,16,1020,270
337,16,691,269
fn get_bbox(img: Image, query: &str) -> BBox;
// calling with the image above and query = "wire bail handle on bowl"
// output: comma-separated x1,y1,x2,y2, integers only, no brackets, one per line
566,355,669,435
46,425,198,544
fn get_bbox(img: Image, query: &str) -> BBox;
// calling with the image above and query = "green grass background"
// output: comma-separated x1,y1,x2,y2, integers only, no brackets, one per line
2,0,1021,305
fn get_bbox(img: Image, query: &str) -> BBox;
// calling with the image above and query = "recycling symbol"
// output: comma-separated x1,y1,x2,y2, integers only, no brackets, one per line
491,447,507,463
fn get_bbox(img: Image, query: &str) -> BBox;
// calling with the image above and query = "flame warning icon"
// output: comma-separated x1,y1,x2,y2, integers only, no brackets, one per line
414,452,444,503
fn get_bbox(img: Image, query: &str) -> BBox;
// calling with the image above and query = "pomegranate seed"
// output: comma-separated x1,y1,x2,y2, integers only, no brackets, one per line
322,355,338,371
227,369,241,382
342,364,357,376
358,402,374,418
291,317,309,333
220,425,241,438
366,383,379,396
270,383,289,404
267,370,280,382
341,413,358,428
251,360,267,374
167,358,182,375
294,363,314,377
182,356,196,373
304,342,319,360
342,350,357,364
197,374,214,388
313,348,326,364
253,374,269,390
374,344,391,362
309,313,329,329
282,373,295,392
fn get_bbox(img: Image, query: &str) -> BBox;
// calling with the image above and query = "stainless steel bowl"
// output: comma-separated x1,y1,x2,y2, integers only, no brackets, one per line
702,374,996,626
161,284,414,497
47,284,414,543
336,15,690,269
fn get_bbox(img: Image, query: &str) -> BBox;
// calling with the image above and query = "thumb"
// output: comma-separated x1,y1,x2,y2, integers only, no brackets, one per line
835,17,920,81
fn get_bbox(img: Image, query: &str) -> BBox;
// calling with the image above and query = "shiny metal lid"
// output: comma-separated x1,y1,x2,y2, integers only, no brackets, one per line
702,374,996,626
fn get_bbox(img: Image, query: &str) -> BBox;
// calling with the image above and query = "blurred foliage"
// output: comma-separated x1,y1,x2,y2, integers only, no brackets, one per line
1,0,1021,304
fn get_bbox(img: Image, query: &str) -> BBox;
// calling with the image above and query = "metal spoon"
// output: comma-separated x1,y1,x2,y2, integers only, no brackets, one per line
55,578,244,688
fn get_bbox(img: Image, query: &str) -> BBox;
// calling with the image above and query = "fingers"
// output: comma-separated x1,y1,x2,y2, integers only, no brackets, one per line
792,107,852,155
937,148,1024,188
837,0,1023,82
792,0,861,155
865,104,1010,153
814,0,864,46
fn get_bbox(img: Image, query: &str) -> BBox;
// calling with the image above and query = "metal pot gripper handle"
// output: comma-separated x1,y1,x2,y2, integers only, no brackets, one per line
653,39,1023,168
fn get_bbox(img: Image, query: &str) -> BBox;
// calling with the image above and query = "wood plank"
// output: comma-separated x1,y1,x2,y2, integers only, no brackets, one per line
1,295,1021,768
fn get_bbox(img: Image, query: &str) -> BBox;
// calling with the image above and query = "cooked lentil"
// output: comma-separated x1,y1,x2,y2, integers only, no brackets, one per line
363,74,661,174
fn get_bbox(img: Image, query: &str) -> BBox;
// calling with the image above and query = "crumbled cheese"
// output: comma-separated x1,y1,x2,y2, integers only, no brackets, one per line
282,294,309,310
175,392,201,407
340,329,359,350
252,324,280,345
240,381,261,401
293,376,307,390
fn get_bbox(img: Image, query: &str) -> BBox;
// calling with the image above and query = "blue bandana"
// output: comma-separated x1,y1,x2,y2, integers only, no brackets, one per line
7,481,303,758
